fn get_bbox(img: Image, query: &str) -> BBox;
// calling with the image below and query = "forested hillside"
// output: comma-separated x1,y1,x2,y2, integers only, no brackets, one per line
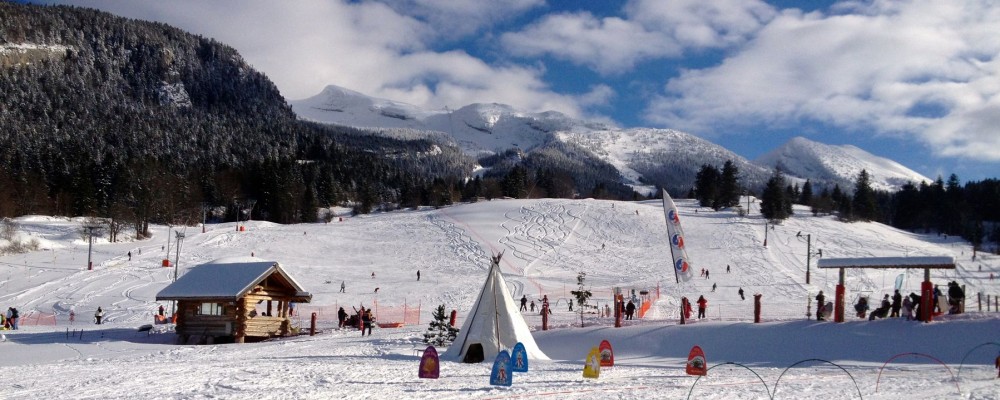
0,2,477,233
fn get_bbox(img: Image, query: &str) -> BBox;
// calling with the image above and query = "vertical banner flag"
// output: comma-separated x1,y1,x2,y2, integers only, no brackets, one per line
583,347,601,379
418,346,440,379
599,340,614,367
490,350,513,386
686,345,707,376
511,342,529,372
663,189,693,283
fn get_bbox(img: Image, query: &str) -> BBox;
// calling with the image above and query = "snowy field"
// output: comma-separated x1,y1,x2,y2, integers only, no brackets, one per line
0,197,998,399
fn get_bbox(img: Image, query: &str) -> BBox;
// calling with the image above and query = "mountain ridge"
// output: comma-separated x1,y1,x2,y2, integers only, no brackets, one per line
291,84,929,193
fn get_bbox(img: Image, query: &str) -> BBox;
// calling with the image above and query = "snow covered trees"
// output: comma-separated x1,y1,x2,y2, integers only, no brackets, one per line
423,304,459,346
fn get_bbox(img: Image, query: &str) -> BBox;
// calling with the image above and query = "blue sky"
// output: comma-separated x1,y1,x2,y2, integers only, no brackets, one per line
38,0,1000,181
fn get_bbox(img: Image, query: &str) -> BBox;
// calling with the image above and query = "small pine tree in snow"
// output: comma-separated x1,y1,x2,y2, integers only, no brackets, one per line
423,304,459,346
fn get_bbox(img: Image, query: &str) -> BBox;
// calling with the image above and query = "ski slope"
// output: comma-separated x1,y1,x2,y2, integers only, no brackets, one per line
0,198,998,399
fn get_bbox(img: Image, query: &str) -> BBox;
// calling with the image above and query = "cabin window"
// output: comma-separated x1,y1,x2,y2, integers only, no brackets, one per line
198,303,224,316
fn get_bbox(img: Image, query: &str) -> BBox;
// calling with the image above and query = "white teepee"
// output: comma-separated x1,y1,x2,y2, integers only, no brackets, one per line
443,252,549,363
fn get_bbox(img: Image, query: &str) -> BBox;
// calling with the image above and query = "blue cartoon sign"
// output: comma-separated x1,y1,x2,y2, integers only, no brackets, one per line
511,342,528,372
490,350,513,386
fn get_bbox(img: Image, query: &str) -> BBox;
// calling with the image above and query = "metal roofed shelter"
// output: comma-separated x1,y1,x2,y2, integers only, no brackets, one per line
817,256,955,323
156,257,312,344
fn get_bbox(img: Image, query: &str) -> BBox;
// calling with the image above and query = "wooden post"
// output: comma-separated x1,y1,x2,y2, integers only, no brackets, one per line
754,294,762,323
310,312,317,336
679,297,686,325
541,304,549,331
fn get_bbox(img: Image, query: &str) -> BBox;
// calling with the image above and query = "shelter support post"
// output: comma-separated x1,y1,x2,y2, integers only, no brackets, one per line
834,268,845,323
920,268,933,322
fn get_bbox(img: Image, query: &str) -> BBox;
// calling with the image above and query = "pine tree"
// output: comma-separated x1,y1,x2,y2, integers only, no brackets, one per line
799,180,813,206
852,169,877,221
569,272,592,328
760,169,790,222
423,304,459,346
694,164,720,209
718,160,741,209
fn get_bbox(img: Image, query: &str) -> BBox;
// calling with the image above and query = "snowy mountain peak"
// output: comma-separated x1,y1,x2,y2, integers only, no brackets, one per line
756,136,931,191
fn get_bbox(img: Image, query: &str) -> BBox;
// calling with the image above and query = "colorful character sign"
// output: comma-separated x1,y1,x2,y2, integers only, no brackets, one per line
418,345,439,379
490,350,513,386
686,345,707,376
599,340,614,367
511,342,528,372
583,347,601,379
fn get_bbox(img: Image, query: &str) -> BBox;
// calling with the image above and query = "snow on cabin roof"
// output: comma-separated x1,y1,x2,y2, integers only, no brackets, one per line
156,257,310,301
817,256,955,269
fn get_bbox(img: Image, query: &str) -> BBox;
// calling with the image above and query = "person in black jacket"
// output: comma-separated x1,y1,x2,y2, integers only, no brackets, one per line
815,291,826,321
337,307,347,328
890,290,902,317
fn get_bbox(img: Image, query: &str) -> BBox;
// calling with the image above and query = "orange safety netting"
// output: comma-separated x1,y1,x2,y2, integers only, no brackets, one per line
17,311,57,326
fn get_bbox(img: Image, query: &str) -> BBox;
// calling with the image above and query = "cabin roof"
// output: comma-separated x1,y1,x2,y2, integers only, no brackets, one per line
156,257,311,301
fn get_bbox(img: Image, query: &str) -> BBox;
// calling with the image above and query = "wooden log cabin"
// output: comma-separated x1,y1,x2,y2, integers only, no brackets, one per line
156,258,312,344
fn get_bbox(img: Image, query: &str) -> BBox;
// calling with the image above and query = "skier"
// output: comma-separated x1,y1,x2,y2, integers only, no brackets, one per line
902,295,913,320
530,301,535,312
815,291,826,321
625,300,636,320
158,304,165,316
95,307,104,325
726,264,730,273
705,270,709,279
712,283,716,292
520,295,528,312
340,281,346,293
417,270,420,281
738,287,745,301
696,295,708,319
128,251,132,261
995,352,1000,378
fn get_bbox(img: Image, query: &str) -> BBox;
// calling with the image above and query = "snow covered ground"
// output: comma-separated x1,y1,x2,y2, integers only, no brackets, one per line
0,198,998,399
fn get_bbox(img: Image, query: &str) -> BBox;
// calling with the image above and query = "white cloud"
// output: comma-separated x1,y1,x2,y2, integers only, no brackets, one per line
624,0,777,48
46,0,590,119
501,12,682,74
377,0,544,38
646,1,1000,162
500,0,775,74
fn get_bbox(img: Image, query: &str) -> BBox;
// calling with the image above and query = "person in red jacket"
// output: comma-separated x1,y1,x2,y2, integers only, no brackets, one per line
697,295,708,319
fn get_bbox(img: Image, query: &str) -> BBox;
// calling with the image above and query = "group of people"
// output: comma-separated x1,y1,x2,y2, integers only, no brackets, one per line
337,306,375,336
835,282,968,323
679,295,709,320
2,307,19,330
518,295,553,314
